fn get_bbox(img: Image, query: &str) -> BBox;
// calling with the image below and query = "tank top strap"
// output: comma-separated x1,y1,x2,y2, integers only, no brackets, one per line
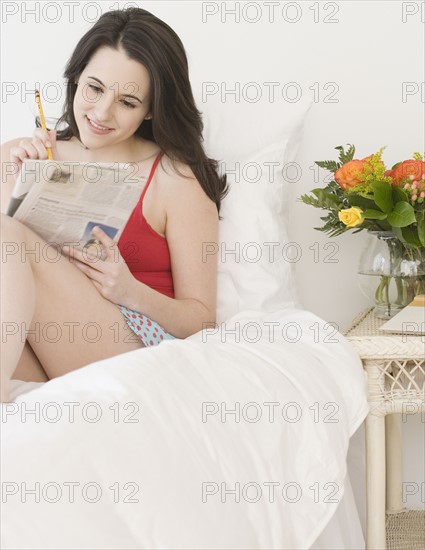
140,151,164,202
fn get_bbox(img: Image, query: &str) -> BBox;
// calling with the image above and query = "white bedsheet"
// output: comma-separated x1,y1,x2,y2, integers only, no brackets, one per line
1,307,369,549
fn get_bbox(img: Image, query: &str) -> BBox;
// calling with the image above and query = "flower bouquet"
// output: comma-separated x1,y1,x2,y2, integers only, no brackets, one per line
299,145,425,317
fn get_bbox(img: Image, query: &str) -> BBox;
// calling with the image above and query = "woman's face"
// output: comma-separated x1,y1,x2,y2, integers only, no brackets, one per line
73,46,152,150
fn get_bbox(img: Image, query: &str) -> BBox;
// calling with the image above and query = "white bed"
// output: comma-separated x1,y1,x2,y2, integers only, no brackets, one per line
2,307,368,549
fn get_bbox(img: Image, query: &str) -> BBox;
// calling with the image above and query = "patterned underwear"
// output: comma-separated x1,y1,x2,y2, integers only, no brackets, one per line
116,304,176,347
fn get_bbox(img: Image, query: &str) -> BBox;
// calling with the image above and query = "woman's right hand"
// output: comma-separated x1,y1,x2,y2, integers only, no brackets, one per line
10,128,59,181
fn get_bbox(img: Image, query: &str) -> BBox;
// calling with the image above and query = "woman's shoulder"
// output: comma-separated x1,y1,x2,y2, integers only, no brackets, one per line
158,153,198,189
157,153,217,213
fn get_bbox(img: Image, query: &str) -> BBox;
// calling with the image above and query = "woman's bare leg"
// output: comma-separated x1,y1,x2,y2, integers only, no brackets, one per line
1,215,37,399
12,341,49,383
0,213,144,402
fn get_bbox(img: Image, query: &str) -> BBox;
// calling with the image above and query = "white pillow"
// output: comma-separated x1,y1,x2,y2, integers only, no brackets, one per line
194,86,311,162
194,92,312,323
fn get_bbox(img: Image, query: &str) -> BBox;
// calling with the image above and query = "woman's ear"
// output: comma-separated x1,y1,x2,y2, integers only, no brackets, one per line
144,113,152,120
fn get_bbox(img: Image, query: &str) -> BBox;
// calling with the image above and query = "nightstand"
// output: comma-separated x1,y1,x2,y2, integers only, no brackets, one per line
344,307,425,550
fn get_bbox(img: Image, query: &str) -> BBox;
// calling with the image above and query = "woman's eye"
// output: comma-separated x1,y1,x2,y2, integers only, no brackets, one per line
84,85,136,108
88,84,101,93
121,100,136,109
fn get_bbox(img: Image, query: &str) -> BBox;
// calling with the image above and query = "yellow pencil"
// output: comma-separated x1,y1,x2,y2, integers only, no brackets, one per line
35,89,53,160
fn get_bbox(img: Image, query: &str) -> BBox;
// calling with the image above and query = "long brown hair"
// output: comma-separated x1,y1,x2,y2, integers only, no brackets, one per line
51,7,229,217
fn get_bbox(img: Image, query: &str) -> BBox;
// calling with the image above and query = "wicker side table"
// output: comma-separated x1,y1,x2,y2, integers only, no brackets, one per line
344,307,425,550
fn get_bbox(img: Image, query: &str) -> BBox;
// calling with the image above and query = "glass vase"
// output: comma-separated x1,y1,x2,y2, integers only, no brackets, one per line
358,231,425,319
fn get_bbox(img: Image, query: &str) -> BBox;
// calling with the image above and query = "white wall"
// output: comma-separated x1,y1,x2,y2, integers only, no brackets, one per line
2,0,424,512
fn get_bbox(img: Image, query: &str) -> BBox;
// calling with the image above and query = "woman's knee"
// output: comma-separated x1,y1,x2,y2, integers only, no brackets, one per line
0,214,29,265
0,214,31,250
1,215,61,270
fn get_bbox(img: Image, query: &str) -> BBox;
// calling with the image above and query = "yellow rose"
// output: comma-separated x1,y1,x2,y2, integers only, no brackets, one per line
338,207,364,227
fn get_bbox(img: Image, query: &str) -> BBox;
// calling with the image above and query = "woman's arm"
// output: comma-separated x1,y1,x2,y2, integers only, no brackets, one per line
124,159,219,339
1,138,25,214
1,131,58,214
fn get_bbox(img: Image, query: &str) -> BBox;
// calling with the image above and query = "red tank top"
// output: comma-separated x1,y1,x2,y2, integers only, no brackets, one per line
117,151,174,299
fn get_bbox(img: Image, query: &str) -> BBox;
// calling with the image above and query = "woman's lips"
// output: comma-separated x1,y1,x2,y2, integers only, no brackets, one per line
85,116,114,135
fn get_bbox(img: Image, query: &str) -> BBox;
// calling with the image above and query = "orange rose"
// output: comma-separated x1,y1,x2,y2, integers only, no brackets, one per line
384,168,400,186
334,160,366,190
391,160,425,184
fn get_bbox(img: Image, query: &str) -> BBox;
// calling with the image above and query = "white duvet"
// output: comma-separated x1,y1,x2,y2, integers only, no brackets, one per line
1,307,368,550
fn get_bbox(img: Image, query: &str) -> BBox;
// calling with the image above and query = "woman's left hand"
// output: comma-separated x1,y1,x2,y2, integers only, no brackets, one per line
62,226,135,305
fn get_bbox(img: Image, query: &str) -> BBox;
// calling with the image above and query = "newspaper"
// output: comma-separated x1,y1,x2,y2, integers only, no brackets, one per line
7,159,147,257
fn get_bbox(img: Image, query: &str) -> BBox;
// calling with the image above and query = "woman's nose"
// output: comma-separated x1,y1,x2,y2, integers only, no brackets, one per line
92,92,115,123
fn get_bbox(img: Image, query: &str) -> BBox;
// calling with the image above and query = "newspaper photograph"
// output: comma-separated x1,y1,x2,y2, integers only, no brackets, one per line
7,159,147,256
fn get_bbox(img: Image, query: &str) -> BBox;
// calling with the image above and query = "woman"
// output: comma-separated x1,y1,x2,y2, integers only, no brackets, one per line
0,7,228,401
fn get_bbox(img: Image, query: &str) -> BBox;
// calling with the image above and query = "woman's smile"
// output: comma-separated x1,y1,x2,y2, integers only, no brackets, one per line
85,115,115,135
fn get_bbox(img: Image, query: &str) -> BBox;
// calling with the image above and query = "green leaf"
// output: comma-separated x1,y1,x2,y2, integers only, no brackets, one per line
348,195,377,210
312,189,340,202
387,202,417,227
363,209,388,220
418,215,425,246
335,144,355,164
298,194,322,208
367,220,390,232
392,187,408,203
371,181,393,214
303,189,341,210
299,189,341,210
315,160,341,172
391,162,401,170
391,226,404,240
313,210,348,237
401,226,422,247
